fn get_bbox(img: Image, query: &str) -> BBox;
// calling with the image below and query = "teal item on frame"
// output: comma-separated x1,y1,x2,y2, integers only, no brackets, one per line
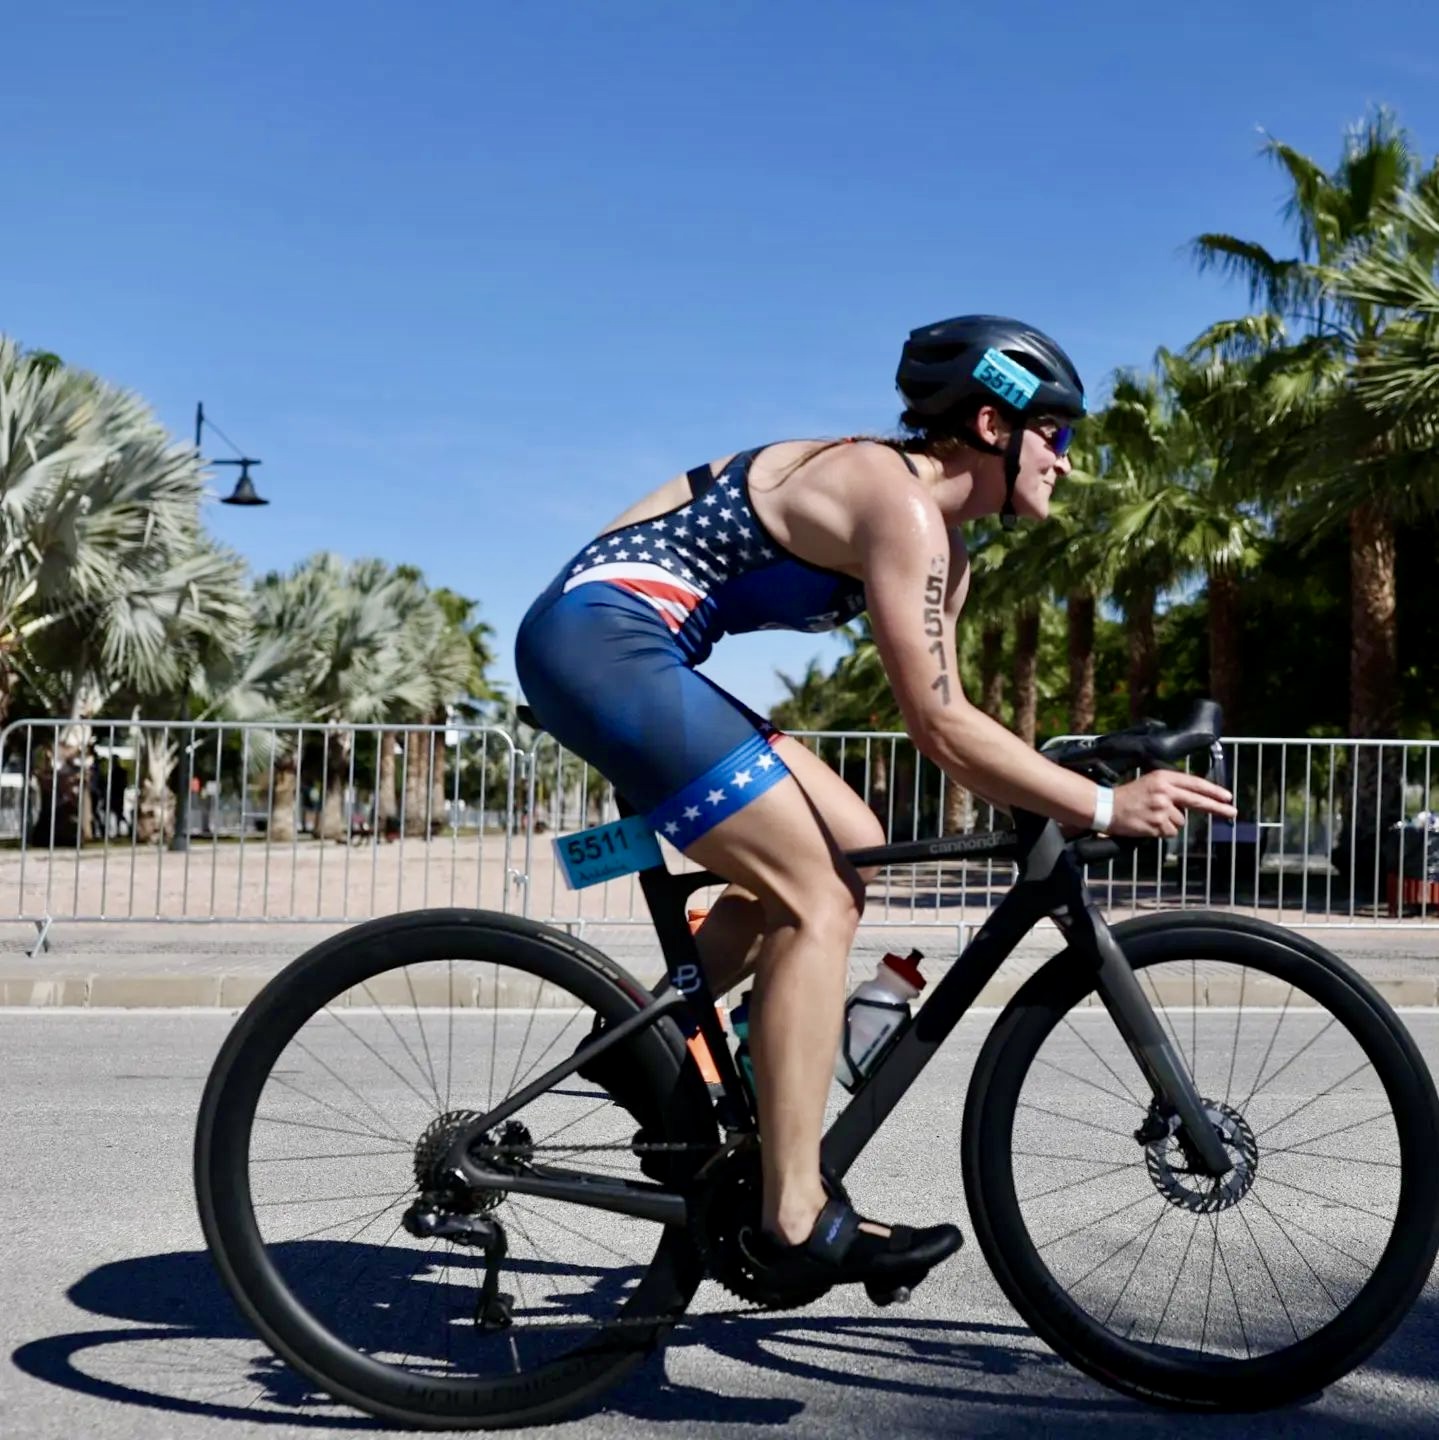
972,348,1040,410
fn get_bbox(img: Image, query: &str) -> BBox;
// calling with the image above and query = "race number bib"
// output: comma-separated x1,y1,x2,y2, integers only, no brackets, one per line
554,815,663,890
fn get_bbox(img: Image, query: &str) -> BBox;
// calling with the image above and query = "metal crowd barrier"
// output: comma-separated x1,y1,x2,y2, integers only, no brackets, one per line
522,729,1439,934
0,718,522,949
2,719,1435,950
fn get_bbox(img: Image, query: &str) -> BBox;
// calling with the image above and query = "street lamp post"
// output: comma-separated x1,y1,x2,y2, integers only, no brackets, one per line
171,402,269,852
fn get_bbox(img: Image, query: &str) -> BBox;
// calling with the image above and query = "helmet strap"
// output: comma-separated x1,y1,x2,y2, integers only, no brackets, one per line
999,426,1026,532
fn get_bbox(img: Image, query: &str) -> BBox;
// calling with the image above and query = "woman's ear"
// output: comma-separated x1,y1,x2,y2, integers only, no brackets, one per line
973,404,1011,447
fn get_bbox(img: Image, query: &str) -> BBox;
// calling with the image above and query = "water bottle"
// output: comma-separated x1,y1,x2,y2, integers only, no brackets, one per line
729,990,757,1095
834,951,926,1092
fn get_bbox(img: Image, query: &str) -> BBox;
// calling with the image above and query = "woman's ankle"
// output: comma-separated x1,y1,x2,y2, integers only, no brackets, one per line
763,1190,828,1247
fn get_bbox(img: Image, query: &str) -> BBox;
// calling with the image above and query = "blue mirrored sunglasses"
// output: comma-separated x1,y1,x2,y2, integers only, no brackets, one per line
1032,422,1075,456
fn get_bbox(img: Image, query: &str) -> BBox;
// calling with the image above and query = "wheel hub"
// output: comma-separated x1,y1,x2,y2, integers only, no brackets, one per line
412,1109,533,1214
1144,1099,1258,1213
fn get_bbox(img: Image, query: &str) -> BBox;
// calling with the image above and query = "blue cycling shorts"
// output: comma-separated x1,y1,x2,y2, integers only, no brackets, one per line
514,582,792,846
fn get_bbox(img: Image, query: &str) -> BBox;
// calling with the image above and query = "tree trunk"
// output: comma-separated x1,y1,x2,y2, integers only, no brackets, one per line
942,778,976,834
404,729,438,838
377,732,398,828
317,735,351,841
1067,592,1096,734
135,735,176,845
1013,608,1040,746
980,622,1006,722
268,754,298,843
1207,566,1242,731
1127,586,1158,724
1336,502,1401,900
868,744,889,829
432,738,450,833
1348,502,1398,739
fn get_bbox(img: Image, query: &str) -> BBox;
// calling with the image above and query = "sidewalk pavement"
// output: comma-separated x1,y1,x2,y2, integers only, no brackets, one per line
3,916,1439,1010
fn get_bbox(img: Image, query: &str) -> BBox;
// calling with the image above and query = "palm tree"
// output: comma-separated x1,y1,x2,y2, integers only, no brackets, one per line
233,555,413,841
963,520,1012,726
1189,107,1438,742
0,339,250,842
1100,368,1265,726
391,578,490,839
0,338,249,726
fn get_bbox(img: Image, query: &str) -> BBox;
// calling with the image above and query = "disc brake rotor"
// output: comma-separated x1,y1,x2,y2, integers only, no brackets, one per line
1145,1098,1258,1213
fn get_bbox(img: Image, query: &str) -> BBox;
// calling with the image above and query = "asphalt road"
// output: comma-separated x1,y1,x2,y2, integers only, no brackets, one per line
4,1006,1438,1439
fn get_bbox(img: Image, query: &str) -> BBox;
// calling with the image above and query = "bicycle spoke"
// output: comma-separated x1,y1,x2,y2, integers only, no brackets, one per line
1150,1209,1203,1345
1017,1100,1140,1145
1234,1201,1300,1344
1101,1202,1169,1327
1248,1188,1344,1313
1254,1171,1395,1224
1031,1052,1144,1109
1034,1184,1159,1253
1017,1158,1140,1205
1060,1015,1146,1107
1252,1058,1376,1141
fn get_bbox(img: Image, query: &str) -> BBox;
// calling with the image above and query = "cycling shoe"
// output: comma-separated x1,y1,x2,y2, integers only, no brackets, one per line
741,1197,962,1294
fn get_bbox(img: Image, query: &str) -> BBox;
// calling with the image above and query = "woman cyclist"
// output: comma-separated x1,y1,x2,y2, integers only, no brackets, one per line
515,314,1237,1295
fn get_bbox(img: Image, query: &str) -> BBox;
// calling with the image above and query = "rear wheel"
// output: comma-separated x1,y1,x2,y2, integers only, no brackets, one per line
195,908,717,1429
962,912,1439,1409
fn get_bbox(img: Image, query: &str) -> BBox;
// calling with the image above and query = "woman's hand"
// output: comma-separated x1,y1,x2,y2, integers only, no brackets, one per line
1109,771,1237,839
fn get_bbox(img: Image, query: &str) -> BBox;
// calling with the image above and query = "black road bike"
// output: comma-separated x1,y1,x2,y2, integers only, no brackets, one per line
194,701,1439,1428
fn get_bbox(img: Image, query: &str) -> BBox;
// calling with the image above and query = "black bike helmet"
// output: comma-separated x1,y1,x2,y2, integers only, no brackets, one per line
896,315,1086,528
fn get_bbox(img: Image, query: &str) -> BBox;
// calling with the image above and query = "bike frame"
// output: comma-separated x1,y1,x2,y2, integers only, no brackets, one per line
448,807,1233,1221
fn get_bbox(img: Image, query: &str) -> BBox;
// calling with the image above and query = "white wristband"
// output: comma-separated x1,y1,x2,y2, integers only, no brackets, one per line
1091,785,1115,832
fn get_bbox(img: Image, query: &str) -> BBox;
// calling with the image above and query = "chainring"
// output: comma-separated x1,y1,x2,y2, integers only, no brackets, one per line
690,1139,850,1308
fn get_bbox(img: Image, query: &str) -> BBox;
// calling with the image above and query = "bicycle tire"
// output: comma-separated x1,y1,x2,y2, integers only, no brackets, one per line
961,911,1439,1410
195,907,717,1429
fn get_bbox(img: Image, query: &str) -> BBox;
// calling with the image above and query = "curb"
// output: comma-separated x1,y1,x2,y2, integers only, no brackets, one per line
3,972,1437,1010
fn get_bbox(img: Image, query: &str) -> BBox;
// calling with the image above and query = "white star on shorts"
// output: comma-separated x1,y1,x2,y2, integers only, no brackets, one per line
682,805,701,822
706,788,726,805
732,769,752,788
664,821,679,836
756,753,776,771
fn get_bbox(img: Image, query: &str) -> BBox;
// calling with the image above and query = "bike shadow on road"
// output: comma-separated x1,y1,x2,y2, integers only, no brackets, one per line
10,1246,1433,1434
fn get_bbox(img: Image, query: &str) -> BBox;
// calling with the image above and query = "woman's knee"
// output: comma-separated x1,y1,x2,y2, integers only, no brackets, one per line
762,866,866,947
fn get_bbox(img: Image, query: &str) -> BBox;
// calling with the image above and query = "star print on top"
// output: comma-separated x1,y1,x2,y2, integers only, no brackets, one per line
559,448,867,665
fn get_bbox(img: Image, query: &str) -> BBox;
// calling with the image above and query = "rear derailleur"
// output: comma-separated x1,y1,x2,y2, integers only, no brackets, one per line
401,1110,535,1331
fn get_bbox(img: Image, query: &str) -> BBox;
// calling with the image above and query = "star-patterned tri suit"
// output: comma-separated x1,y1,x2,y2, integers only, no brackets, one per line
515,443,918,846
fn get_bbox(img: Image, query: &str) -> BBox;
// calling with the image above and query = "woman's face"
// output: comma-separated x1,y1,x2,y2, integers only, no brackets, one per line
1010,418,1074,520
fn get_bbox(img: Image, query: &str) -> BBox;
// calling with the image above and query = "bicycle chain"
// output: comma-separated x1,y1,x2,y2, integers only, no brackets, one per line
453,1140,808,1332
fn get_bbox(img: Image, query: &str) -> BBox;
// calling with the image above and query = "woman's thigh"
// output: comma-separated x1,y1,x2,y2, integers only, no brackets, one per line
682,739,885,927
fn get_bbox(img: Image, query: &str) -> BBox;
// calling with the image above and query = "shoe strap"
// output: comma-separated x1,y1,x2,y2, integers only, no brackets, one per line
804,1198,861,1262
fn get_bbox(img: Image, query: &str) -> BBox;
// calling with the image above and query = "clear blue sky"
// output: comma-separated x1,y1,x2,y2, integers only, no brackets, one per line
6,1,1439,712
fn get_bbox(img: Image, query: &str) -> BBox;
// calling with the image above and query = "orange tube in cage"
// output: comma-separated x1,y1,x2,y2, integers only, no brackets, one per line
684,908,724,1084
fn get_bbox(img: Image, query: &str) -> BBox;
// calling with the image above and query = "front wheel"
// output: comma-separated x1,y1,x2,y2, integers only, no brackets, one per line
962,912,1439,1410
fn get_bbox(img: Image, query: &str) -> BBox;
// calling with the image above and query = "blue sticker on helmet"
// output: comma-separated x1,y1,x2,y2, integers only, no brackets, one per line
973,348,1039,410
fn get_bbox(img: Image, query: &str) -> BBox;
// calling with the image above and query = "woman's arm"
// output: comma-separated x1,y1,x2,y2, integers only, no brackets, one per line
855,486,1233,835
